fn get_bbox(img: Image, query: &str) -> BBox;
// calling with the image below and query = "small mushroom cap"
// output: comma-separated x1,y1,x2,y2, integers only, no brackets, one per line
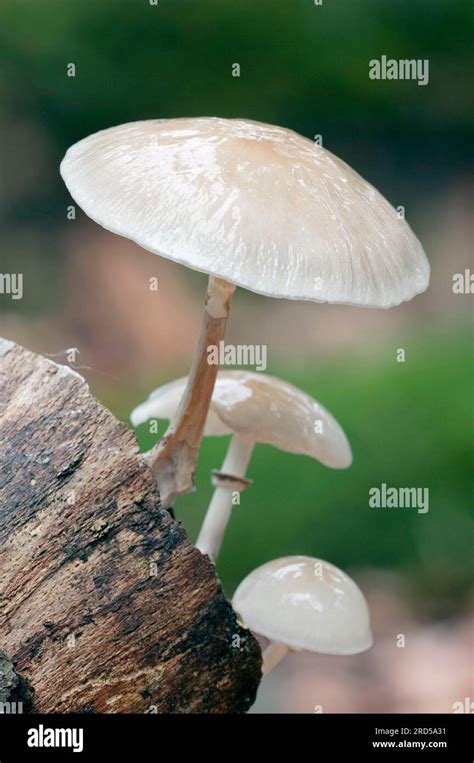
233,556,372,655
131,376,229,436
131,371,352,468
60,117,429,308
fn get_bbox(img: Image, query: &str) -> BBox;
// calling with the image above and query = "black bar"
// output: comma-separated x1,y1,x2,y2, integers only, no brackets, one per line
0,713,471,761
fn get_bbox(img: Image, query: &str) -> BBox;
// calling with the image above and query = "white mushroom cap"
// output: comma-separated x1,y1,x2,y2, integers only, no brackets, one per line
132,376,229,437
60,117,429,308
233,556,372,655
131,371,352,468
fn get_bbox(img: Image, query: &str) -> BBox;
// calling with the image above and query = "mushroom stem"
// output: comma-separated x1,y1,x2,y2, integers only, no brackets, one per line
196,435,254,562
148,275,235,508
261,642,290,675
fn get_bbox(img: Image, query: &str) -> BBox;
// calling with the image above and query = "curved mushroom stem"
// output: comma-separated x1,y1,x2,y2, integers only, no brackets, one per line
148,275,235,508
196,435,254,562
261,641,290,675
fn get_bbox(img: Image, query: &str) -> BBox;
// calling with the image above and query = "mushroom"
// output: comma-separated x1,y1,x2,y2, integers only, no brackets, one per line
61,117,429,507
131,370,352,561
232,555,373,675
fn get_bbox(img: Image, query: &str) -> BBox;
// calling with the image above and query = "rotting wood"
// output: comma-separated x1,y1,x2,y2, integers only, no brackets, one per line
0,338,261,713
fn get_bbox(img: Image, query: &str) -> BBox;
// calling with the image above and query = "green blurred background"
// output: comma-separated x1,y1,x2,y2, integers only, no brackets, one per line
0,0,472,712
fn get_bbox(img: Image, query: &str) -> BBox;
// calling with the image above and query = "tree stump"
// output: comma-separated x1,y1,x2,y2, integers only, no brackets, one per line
0,338,261,713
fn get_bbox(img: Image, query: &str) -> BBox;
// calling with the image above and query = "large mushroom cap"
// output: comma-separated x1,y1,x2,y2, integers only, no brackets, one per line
61,117,429,308
233,556,372,655
131,370,352,469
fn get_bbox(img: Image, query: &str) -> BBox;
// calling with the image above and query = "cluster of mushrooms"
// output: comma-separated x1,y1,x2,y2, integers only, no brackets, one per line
61,117,429,676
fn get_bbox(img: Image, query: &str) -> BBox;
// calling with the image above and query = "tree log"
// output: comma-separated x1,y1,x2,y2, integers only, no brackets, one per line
0,338,261,713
